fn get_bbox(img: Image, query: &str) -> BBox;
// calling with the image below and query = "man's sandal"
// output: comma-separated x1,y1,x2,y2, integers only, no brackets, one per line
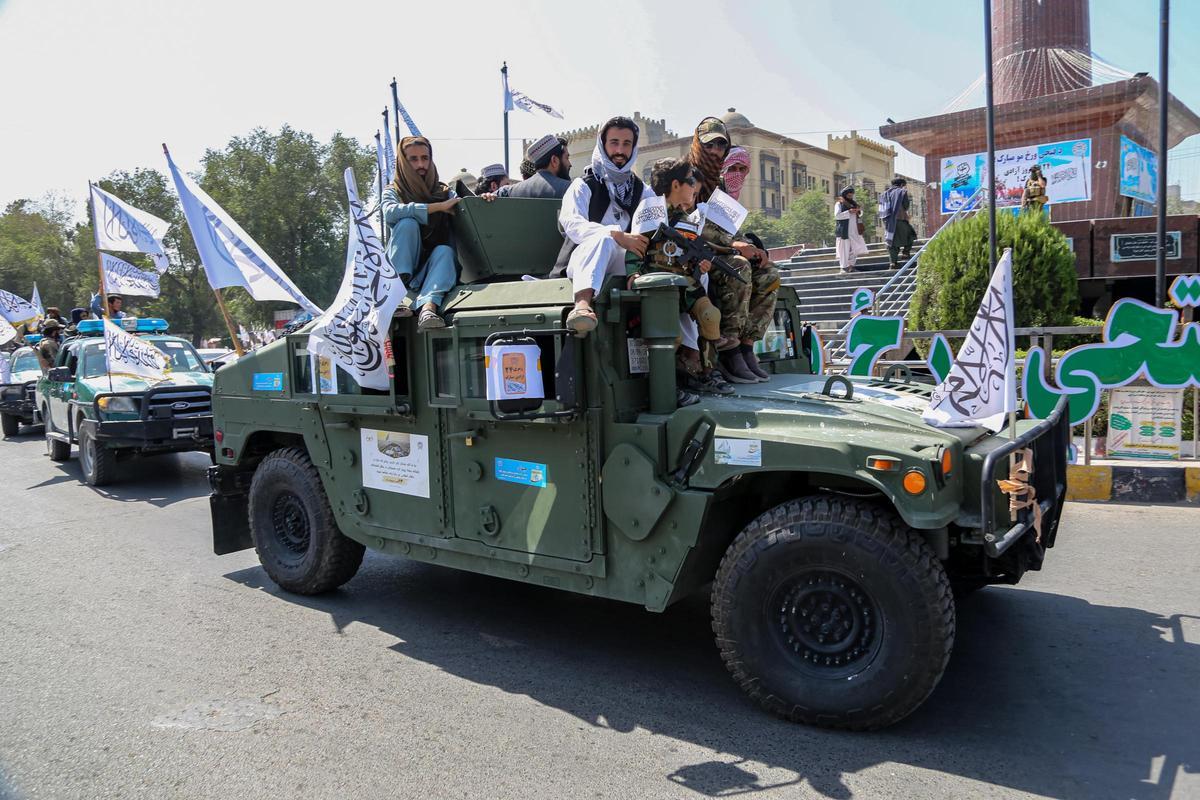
566,307,598,335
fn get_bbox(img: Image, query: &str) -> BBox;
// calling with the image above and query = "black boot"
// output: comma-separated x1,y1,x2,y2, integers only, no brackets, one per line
740,344,770,381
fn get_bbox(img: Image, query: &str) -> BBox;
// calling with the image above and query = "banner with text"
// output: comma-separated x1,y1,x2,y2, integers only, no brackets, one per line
1119,135,1158,205
101,253,161,298
940,138,1092,214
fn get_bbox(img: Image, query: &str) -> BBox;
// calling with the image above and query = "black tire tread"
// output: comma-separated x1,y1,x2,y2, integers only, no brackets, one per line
710,493,955,731
249,447,364,594
44,407,70,461
1,412,19,437
81,424,116,487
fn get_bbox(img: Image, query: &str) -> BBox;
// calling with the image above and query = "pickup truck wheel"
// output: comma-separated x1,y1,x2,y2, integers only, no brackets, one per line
79,424,116,487
44,408,70,461
249,447,364,594
711,494,955,731
1,412,18,437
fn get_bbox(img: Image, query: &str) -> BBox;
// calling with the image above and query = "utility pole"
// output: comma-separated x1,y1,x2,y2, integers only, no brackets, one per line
984,0,998,274
1155,0,1170,307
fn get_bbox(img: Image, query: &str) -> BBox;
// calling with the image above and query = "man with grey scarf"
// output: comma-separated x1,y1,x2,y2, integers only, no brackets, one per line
557,115,656,335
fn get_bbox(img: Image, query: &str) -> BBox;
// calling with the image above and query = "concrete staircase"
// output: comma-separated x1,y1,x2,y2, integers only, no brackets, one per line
779,242,923,331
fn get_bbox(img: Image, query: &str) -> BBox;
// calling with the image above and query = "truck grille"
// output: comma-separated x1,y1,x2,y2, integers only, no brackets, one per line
145,387,212,420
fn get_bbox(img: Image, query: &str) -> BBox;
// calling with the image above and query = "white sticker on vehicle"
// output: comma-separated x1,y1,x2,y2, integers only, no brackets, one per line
627,338,649,374
361,429,430,498
713,437,762,467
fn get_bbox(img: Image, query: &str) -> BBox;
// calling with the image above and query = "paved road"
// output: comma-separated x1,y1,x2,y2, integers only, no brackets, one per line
0,431,1197,800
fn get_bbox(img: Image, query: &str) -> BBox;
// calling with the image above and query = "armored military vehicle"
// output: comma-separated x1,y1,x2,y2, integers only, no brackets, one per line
38,318,215,486
208,197,1069,730
1,344,46,436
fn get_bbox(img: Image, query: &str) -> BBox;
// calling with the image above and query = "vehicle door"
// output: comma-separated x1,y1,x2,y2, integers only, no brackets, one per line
426,308,598,564
47,343,79,432
294,326,451,544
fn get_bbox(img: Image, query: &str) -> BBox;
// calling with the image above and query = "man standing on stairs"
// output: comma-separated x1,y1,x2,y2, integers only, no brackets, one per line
880,177,917,270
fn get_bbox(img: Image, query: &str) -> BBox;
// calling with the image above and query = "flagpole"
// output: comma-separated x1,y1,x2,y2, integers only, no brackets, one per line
89,182,111,321
501,62,510,174
213,289,245,357
390,79,401,146
983,0,997,275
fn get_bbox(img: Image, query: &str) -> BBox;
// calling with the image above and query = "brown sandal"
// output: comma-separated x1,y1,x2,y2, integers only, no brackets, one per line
566,307,598,335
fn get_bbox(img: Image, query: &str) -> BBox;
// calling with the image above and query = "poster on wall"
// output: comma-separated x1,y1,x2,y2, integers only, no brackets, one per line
1119,135,1158,205
1107,387,1182,460
940,138,1092,213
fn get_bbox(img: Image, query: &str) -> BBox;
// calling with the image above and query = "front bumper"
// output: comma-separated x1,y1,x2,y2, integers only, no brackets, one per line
93,415,214,451
980,396,1070,559
0,383,37,422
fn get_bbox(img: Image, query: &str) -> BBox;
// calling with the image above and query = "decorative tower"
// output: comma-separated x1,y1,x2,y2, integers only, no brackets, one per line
993,0,1091,103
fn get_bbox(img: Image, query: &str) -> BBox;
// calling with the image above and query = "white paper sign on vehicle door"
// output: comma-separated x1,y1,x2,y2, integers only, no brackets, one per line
485,344,544,400
361,429,430,498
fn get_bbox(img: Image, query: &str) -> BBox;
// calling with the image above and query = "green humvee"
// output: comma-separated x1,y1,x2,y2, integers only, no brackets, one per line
208,197,1069,730
38,318,215,486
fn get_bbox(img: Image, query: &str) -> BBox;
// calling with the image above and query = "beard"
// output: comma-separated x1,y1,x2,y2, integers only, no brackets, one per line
555,161,571,180
608,152,628,167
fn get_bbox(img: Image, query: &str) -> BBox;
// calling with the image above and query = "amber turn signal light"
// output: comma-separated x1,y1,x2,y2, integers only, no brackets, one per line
940,448,953,476
902,469,928,495
866,456,901,472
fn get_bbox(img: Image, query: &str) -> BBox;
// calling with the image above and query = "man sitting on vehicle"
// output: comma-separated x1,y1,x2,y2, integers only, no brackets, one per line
382,136,462,332
475,164,511,195
556,116,655,335
35,319,63,373
493,135,572,199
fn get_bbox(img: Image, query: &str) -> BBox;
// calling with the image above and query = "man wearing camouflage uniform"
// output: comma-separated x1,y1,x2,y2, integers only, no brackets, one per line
707,142,781,383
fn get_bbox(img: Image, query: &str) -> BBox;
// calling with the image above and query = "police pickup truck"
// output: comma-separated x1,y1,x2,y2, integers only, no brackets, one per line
1,342,45,436
38,318,215,486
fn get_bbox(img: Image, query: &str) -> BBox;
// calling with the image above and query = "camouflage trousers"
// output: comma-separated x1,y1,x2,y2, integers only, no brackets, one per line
713,257,782,341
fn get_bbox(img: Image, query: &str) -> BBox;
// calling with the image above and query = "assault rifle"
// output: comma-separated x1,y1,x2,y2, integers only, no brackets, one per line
655,224,748,285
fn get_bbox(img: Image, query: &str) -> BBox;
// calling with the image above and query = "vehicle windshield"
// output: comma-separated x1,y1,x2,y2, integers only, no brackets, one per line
79,338,209,378
11,352,38,372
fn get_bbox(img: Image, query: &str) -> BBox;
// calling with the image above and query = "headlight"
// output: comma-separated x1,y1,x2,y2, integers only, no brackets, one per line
98,396,139,414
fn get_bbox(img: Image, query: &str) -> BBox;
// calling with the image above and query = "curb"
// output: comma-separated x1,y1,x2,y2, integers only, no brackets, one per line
1066,464,1200,504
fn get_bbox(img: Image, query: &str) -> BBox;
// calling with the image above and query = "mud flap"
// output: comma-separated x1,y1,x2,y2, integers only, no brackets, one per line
208,465,253,555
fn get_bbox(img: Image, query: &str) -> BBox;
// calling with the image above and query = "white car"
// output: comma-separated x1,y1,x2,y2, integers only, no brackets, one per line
197,348,237,368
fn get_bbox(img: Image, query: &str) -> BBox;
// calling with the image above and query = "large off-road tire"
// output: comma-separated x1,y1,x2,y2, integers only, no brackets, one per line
44,407,70,461
1,412,18,437
711,494,955,731
78,424,117,487
248,447,364,594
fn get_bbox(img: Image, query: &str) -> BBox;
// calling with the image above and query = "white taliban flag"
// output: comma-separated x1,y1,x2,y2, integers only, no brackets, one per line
101,252,161,298
164,147,322,315
103,318,169,382
0,317,19,347
90,183,170,256
308,168,406,391
30,284,44,316
0,289,40,325
922,248,1017,432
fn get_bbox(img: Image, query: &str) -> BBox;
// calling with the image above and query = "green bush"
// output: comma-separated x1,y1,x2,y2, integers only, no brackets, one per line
909,209,1080,335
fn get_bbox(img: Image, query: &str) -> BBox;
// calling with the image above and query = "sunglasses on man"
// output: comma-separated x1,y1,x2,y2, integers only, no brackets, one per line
701,138,729,151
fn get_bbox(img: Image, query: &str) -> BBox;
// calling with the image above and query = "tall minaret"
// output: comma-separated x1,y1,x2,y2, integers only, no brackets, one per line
993,0,1092,104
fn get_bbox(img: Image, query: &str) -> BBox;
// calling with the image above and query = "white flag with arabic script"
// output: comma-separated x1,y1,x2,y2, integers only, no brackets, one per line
0,289,40,324
101,252,160,298
307,168,407,391
90,184,170,256
922,249,1017,432
103,318,169,381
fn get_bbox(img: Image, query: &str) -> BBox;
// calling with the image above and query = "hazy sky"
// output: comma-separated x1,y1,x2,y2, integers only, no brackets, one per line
1,0,1197,216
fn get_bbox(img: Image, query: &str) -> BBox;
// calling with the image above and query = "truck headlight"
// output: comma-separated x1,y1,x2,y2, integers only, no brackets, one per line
98,396,138,415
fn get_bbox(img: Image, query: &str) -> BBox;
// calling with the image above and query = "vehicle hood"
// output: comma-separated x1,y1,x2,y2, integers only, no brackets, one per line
6,369,43,385
78,371,214,395
696,374,990,449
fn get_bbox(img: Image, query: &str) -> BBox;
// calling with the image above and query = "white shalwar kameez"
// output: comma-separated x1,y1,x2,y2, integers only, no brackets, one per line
834,201,868,271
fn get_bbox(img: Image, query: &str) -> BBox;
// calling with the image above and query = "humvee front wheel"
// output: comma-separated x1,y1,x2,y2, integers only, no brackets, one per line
711,494,954,731
249,447,364,594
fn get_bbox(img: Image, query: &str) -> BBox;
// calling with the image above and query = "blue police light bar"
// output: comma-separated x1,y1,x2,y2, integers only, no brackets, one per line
76,317,170,336
24,334,42,345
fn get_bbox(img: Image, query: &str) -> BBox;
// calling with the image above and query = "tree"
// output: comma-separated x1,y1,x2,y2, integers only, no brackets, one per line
198,126,376,331
742,210,785,248
909,208,1079,334
778,190,834,247
0,199,76,308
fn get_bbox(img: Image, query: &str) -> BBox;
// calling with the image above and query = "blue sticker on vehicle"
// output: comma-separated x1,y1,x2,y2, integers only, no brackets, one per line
252,372,284,391
494,457,548,488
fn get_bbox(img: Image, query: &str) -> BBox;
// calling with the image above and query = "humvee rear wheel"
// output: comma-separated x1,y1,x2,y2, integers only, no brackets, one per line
1,412,18,437
711,494,955,731
249,447,364,594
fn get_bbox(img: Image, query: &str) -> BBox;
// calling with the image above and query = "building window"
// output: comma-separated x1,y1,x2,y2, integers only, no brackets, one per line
821,178,831,194
791,162,808,190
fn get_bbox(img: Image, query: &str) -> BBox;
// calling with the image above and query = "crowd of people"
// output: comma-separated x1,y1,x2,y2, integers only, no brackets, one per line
3,295,132,374
380,114,783,405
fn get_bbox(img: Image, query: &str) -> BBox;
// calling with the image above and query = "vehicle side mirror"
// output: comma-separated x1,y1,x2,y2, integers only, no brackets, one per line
210,360,226,371
48,367,71,382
